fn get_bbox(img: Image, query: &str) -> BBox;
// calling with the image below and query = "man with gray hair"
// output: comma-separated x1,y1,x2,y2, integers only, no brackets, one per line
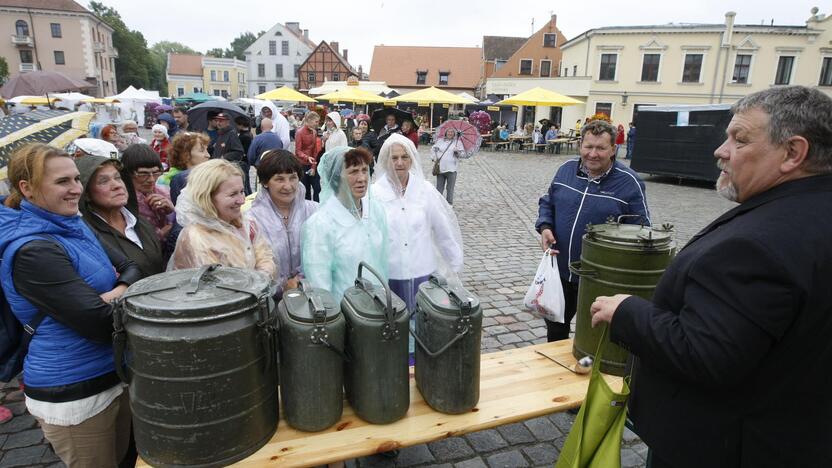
535,119,650,342
590,86,832,467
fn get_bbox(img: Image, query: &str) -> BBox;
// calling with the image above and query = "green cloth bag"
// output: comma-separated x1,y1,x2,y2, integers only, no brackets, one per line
555,326,630,468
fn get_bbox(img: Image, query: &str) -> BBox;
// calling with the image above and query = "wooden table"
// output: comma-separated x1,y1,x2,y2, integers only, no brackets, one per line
137,340,622,467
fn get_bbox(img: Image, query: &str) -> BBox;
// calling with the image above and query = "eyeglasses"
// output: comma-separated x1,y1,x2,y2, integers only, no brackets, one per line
134,170,162,181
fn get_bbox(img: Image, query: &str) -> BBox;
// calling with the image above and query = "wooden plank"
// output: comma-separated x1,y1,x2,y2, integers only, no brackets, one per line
137,340,622,468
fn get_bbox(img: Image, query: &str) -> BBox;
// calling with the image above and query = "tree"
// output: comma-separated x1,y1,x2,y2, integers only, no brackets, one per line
89,1,153,91
0,57,8,85
151,41,197,56
206,48,226,58
227,32,262,61
149,41,199,93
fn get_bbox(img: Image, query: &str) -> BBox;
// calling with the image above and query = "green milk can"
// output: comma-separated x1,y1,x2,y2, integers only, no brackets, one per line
113,265,278,468
413,275,482,414
569,218,675,376
341,262,409,424
277,281,346,432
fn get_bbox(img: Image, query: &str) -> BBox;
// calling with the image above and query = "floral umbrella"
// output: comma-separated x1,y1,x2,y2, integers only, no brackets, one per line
435,120,482,159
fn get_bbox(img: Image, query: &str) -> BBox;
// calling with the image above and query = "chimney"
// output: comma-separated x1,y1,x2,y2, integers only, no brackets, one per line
723,11,736,46
551,14,557,26
331,42,339,53
286,22,300,33
303,29,309,40
343,49,348,61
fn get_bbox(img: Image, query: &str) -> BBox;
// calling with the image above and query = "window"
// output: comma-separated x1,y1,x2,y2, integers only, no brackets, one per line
494,59,507,71
276,64,283,77
294,64,300,77
540,60,551,77
599,54,617,81
193,87,201,93
53,51,65,65
19,49,32,64
258,85,267,94
438,71,449,85
563,67,568,77
416,70,427,85
257,64,265,78
308,71,316,83
177,87,184,96
775,56,794,85
682,54,703,83
221,90,228,98
269,41,276,56
595,102,613,118
573,65,577,76
15,20,28,36
210,70,217,81
223,71,229,82
543,33,557,48
732,54,752,83
50,23,62,38
213,90,220,96
332,72,340,81
519,59,532,75
282,41,289,56
820,57,832,86
641,54,660,82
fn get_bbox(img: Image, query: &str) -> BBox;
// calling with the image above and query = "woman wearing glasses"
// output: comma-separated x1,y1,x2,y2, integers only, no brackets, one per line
121,144,175,244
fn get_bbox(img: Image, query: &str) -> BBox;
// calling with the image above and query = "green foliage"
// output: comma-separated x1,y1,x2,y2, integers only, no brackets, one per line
206,31,264,60
149,41,199,93
151,41,198,55
0,56,8,85
206,48,226,58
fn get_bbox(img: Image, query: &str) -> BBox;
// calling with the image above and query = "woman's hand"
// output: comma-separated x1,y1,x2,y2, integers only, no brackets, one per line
100,284,128,304
159,223,173,239
284,275,300,291
147,193,174,214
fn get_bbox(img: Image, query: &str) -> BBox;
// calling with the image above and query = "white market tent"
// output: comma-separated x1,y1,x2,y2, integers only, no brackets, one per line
106,86,163,126
307,80,396,96
51,92,94,110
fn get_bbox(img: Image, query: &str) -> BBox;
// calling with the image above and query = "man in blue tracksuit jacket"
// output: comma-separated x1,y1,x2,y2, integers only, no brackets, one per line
535,120,650,341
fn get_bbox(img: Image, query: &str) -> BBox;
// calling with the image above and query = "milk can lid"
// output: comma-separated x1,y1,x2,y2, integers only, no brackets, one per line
343,283,407,320
586,217,674,248
418,276,480,316
122,265,272,322
282,284,340,323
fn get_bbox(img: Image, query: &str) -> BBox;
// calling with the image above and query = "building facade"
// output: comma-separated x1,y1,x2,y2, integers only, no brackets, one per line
297,41,356,92
490,15,567,82
369,45,482,95
202,56,246,99
487,9,832,129
0,0,117,97
166,53,203,97
480,36,526,97
244,21,315,97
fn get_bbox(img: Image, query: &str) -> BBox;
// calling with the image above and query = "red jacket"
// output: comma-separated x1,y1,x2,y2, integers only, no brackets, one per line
616,128,626,145
151,138,170,165
404,129,419,147
294,126,321,169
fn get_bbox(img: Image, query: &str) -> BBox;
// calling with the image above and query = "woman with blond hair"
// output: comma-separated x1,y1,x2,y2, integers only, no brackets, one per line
171,159,276,280
0,143,141,466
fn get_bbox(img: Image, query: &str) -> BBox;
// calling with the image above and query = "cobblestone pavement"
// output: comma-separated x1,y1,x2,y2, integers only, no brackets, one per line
0,144,735,467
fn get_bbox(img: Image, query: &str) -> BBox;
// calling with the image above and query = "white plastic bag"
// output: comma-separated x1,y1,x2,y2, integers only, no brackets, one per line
523,250,566,323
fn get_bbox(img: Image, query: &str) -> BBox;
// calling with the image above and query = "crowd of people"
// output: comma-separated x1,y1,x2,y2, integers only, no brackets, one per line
1,85,830,467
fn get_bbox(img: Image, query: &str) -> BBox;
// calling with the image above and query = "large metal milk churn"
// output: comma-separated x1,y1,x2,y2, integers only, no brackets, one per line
277,281,346,432
413,275,482,414
341,262,409,424
569,217,675,376
114,265,278,467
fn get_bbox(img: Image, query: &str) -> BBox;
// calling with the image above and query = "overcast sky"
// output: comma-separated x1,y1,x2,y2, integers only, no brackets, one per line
99,0,823,72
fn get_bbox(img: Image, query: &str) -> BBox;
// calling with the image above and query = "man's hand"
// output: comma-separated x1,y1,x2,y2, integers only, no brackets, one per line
284,276,300,291
100,284,128,304
590,294,631,327
540,229,556,252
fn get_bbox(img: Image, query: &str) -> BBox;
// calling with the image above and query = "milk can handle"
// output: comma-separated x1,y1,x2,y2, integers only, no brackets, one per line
569,261,598,278
429,275,472,312
112,303,131,384
184,264,220,294
408,308,470,358
616,214,648,226
298,279,327,321
356,262,393,320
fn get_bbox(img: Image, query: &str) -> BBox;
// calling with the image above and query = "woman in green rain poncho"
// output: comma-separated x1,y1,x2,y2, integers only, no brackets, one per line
301,146,389,302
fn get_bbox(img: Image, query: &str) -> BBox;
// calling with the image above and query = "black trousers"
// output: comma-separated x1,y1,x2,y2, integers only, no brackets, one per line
544,278,579,342
302,167,321,202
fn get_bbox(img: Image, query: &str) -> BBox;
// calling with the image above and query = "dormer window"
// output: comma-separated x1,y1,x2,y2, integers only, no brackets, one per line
543,33,557,48
438,71,450,86
416,70,427,85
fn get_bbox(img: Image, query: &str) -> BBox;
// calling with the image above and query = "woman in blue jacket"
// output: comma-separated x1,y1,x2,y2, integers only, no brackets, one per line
0,144,141,467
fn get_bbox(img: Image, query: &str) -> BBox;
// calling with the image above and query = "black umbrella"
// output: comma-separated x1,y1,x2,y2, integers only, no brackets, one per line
186,101,248,131
370,108,413,133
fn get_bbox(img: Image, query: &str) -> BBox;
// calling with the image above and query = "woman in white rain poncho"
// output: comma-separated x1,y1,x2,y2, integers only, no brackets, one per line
374,134,464,312
301,146,388,302
170,159,276,280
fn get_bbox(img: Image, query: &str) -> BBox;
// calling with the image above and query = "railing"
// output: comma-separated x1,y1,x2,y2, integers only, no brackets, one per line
10,34,34,47
19,63,35,72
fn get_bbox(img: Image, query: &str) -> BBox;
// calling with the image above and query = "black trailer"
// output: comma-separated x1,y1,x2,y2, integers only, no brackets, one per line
630,104,732,182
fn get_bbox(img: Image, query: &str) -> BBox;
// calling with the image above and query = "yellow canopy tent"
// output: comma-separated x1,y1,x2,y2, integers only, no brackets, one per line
316,87,387,104
391,87,477,127
19,96,62,105
256,86,317,102
80,97,121,104
495,87,583,107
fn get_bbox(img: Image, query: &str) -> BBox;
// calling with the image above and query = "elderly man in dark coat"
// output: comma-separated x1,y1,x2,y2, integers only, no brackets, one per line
591,85,832,468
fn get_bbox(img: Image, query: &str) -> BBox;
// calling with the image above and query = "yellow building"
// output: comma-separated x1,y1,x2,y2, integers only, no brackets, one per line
166,54,247,99
487,8,832,127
